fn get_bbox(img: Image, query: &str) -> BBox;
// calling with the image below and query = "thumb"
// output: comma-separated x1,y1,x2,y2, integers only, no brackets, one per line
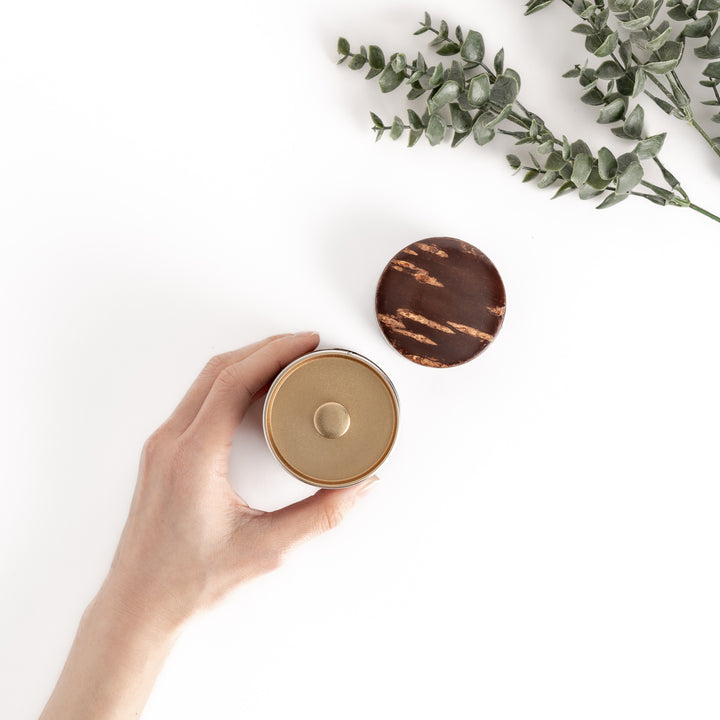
265,476,379,551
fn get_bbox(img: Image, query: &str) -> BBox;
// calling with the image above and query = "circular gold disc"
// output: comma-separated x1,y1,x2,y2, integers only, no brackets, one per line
313,402,351,439
263,350,399,488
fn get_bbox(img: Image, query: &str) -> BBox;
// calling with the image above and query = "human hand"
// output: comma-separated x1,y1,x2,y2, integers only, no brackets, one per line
40,332,378,720
105,331,377,629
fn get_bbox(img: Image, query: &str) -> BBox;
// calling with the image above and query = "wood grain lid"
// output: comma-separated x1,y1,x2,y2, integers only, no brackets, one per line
375,237,506,368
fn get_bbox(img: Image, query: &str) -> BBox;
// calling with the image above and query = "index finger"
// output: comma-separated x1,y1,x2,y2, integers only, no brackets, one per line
181,332,319,451
164,334,289,435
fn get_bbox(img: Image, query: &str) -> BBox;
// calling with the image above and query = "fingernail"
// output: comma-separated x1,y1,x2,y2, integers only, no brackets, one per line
359,474,380,491
292,331,319,338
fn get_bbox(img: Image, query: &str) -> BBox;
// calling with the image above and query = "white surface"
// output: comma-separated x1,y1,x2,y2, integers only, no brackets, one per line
1,1,719,718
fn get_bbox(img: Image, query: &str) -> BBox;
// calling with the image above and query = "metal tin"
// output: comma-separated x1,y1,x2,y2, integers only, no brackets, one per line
263,349,400,488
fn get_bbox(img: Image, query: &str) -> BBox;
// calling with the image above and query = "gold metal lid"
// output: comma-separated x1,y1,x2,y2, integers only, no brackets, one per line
263,349,399,488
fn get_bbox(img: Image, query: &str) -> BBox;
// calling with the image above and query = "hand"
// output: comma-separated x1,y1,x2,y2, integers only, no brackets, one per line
40,332,377,720
106,331,377,627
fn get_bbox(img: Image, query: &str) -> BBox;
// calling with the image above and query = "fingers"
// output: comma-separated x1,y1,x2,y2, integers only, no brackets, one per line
263,476,379,551
182,332,319,451
165,335,289,435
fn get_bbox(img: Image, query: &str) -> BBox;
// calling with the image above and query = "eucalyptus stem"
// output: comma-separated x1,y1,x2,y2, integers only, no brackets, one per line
690,118,720,160
688,203,720,223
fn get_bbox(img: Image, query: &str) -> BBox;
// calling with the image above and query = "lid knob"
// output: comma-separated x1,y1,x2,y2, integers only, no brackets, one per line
313,402,350,439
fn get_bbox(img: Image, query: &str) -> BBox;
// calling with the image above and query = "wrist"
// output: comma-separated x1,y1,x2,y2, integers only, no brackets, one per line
92,570,193,642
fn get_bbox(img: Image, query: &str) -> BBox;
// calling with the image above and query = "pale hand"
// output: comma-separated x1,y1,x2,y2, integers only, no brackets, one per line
40,333,377,720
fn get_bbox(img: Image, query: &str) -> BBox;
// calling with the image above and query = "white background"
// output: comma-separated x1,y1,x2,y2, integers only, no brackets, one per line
1,1,719,718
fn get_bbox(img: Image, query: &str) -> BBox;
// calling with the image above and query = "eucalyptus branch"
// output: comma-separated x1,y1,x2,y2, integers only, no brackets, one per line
526,0,720,160
337,13,719,223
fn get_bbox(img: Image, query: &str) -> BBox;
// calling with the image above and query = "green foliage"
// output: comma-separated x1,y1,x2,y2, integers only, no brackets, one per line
337,11,720,223
528,0,720,140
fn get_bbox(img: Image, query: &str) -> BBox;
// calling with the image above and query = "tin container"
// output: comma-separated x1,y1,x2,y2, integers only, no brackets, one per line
263,349,399,488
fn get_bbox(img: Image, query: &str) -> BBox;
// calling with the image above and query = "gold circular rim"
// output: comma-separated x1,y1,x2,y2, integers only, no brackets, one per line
262,349,400,489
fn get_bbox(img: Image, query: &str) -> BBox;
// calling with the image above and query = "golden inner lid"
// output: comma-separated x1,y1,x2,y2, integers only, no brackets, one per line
313,402,351,439
264,351,399,488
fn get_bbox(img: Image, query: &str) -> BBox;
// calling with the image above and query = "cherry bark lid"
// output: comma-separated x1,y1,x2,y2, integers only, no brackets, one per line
375,237,506,368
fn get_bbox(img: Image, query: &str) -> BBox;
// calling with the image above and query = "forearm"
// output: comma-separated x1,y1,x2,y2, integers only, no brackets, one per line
39,577,183,720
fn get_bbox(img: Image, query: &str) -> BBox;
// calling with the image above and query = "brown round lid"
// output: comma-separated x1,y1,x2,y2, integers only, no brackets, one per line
263,350,399,488
375,237,506,368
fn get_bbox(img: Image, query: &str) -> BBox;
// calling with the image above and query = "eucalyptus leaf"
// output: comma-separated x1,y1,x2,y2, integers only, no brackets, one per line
338,37,350,57
450,103,473,132
623,105,645,139
597,60,625,79
370,112,384,128
489,75,519,107
616,152,639,174
643,26,672,52
368,45,385,69
704,61,720,78
552,180,576,198
586,166,612,190
437,42,461,56
619,40,633,67
407,109,424,130
461,29,485,63
504,68,522,90
472,120,495,145
620,16,653,30
644,41,683,74
494,48,505,75
646,92,675,114
598,98,626,123
668,4,691,20
378,63,405,92
545,151,565,171
632,68,647,98
571,153,593,186
451,130,470,147
581,88,605,105
468,74,491,107
524,0,554,14
578,184,603,199
633,133,666,159
486,104,513,128
615,161,644,193
408,128,423,147
538,170,560,188
682,16,714,38
538,138,555,154
598,147,618,179
429,81,462,111
348,54,367,70
429,63,444,87
507,154,522,170
596,192,630,209
449,61,466,89
390,117,405,140
425,114,446,145
594,31,619,57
